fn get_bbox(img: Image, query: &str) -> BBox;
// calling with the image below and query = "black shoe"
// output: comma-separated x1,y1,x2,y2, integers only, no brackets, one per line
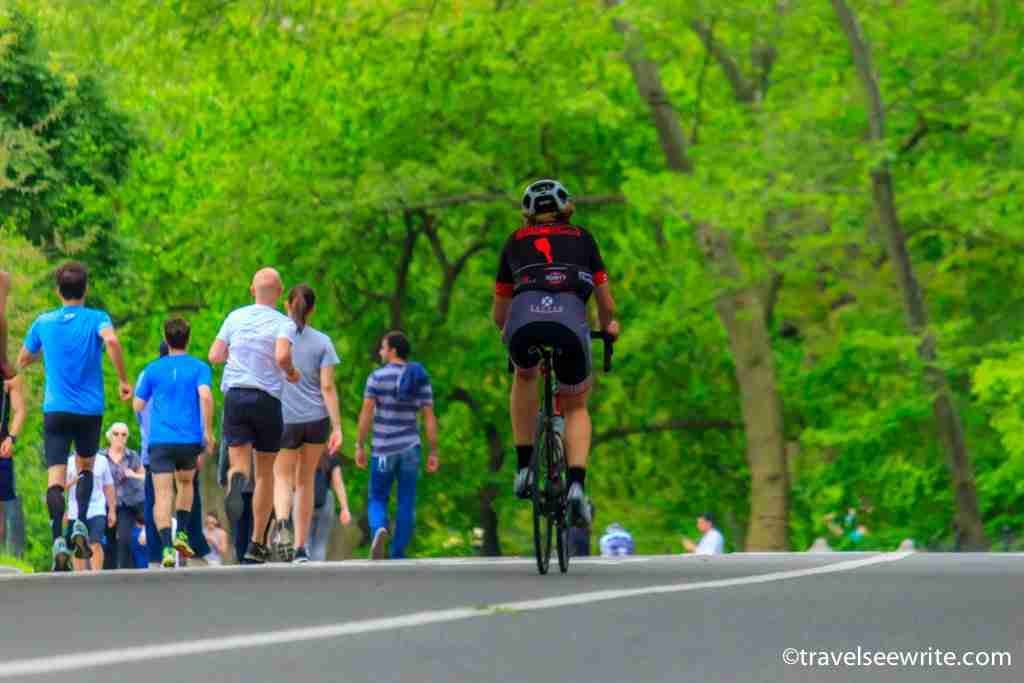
225,473,247,526
242,541,271,565
514,467,533,500
567,483,592,528
293,547,310,564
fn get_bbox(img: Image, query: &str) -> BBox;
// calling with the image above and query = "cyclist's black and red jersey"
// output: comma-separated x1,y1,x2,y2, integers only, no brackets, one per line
494,223,609,301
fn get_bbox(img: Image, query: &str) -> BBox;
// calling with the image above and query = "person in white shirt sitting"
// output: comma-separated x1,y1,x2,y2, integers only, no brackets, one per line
682,512,725,555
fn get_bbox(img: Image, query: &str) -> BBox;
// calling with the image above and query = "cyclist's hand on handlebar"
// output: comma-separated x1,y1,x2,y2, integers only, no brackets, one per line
605,320,621,341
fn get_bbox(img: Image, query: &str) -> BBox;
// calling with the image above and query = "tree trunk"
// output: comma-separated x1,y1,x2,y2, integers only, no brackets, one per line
609,1,789,549
834,0,988,550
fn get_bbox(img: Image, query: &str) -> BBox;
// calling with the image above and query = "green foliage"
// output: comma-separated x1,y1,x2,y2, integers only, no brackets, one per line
1,0,1022,564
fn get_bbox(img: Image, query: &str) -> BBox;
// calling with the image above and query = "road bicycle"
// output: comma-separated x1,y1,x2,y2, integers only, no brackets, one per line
529,331,613,575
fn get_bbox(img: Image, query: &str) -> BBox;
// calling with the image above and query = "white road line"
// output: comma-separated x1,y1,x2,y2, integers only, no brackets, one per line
0,551,911,678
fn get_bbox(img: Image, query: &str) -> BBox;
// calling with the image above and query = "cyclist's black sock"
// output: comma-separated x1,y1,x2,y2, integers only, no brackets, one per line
75,469,94,523
46,485,65,541
568,467,586,489
158,527,172,548
516,445,533,470
175,509,190,537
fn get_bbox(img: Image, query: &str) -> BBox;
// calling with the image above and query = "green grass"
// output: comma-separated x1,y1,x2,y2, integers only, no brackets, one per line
0,553,34,573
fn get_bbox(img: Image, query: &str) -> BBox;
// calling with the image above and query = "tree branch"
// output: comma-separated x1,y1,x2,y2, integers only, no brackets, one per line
690,20,756,104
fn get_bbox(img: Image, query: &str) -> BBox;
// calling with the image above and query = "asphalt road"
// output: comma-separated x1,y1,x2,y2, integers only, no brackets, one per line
0,552,1020,682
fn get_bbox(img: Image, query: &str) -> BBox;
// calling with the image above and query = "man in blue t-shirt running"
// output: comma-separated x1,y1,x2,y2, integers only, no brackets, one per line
134,318,214,568
17,262,132,571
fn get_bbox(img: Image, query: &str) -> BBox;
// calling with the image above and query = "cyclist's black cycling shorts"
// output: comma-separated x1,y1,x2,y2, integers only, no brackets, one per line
503,291,592,395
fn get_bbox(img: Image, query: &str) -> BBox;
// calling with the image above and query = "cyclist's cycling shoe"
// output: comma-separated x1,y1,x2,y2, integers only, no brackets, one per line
567,483,592,528
162,546,177,568
293,547,311,564
514,467,534,500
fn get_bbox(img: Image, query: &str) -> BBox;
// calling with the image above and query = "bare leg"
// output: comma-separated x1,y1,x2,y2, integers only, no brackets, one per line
153,474,175,530
174,469,195,512
294,444,323,550
511,371,540,447
273,450,298,523
561,389,591,468
89,543,104,571
251,452,276,544
228,444,253,482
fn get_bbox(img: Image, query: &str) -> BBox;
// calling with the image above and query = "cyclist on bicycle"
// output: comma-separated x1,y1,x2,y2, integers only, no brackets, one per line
492,179,620,526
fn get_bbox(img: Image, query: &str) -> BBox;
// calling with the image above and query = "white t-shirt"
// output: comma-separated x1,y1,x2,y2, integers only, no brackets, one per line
66,455,114,520
695,528,725,555
215,304,296,398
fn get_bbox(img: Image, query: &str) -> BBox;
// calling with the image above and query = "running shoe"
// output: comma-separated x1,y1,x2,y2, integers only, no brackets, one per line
70,520,93,560
243,541,271,565
225,472,247,526
293,547,310,564
567,482,592,528
370,528,390,560
162,546,176,568
52,537,72,572
173,530,196,558
275,518,295,562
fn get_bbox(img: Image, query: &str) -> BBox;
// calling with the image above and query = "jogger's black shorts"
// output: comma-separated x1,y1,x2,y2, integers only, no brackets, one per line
281,417,331,450
149,443,202,474
223,388,283,453
43,412,103,467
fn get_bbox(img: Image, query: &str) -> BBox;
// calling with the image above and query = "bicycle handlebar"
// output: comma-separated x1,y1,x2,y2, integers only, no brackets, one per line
590,330,615,373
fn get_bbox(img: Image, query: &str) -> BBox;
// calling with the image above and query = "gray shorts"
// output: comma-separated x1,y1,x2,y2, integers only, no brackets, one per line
503,291,592,394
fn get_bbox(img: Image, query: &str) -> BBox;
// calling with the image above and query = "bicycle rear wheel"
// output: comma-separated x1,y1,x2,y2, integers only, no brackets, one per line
552,432,570,573
531,429,554,575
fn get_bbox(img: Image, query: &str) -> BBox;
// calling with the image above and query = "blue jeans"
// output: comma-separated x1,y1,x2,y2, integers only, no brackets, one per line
368,446,420,559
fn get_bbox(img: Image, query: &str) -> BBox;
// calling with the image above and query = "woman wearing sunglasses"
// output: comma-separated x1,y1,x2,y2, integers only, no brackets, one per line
99,422,145,569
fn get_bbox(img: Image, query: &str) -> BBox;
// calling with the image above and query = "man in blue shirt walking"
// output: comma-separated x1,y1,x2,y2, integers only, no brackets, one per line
17,262,132,571
134,318,214,568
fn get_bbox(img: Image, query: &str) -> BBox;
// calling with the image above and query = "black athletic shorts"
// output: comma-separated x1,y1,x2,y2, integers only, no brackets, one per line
503,290,592,395
281,417,331,450
223,388,283,453
43,412,103,468
149,443,202,474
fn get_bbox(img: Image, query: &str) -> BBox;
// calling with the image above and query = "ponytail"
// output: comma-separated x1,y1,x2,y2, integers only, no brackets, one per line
288,284,316,333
